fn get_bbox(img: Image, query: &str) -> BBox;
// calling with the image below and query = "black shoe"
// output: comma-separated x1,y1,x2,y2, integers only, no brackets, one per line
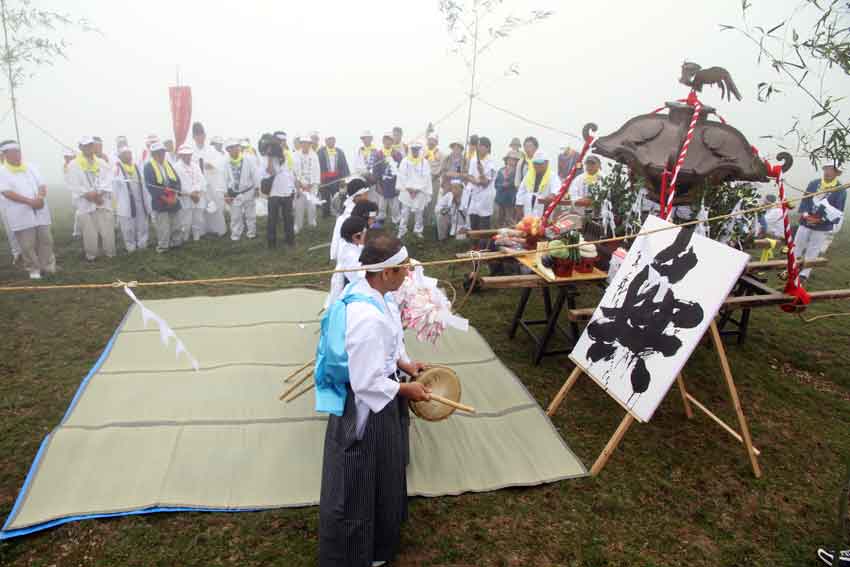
817,548,850,566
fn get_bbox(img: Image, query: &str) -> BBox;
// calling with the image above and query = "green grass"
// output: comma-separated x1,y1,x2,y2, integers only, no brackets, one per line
0,197,848,566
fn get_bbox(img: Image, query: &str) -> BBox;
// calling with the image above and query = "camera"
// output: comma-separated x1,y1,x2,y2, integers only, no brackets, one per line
258,133,284,160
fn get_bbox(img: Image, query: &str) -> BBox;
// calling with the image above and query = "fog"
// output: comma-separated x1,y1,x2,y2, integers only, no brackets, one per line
6,0,847,190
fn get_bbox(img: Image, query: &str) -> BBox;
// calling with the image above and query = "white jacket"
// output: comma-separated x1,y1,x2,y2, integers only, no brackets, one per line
66,156,113,214
174,160,207,209
112,162,151,218
397,156,432,210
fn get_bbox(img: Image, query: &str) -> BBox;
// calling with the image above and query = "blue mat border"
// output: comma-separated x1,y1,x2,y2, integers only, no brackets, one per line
2,307,132,539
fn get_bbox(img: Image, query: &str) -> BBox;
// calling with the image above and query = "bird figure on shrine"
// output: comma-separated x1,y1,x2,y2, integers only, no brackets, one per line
679,62,742,101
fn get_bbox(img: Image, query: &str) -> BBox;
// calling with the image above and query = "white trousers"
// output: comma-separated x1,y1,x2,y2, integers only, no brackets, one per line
78,208,116,260
230,193,256,240
293,188,317,233
180,207,205,241
118,214,150,252
153,210,183,251
1,206,20,259
72,209,80,238
375,194,400,224
398,205,425,237
795,225,829,278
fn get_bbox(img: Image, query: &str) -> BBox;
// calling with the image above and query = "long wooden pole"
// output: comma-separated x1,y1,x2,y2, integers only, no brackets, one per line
0,0,20,143
462,2,479,152
709,321,762,478
675,373,694,419
279,370,314,401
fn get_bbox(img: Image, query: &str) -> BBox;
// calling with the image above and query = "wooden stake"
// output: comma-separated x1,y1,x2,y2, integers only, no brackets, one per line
709,321,762,478
284,360,314,383
279,370,314,400
676,373,693,419
590,413,635,476
547,366,583,416
683,393,761,456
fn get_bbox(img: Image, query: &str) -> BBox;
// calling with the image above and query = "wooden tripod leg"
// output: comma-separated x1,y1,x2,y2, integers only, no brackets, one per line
709,321,763,478
676,373,694,419
590,413,636,476
546,366,582,416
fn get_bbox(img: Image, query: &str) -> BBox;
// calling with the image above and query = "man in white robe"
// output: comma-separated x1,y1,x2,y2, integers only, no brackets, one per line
0,140,54,279
293,134,321,233
352,130,376,180
67,136,115,261
263,131,298,248
175,144,207,242
224,139,260,241
397,140,432,239
192,125,227,237
112,145,150,252
563,154,599,223
515,150,563,219
460,136,498,246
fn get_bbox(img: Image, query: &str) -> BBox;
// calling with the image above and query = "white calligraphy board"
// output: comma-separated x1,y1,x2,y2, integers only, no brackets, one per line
570,215,749,422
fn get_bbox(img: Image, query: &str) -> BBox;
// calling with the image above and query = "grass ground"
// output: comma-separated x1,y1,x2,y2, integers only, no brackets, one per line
0,195,848,566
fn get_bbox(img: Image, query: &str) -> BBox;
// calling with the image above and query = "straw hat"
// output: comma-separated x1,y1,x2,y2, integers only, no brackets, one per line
409,366,462,422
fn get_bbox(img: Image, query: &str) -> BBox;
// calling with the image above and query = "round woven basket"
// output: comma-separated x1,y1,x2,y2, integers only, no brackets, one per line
409,366,462,422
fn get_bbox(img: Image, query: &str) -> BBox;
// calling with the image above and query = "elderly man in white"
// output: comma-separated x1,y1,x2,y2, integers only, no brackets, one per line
175,144,207,242
293,133,321,233
0,140,55,279
67,136,115,261
515,150,562,219
397,140,432,239
112,145,150,253
192,126,227,237
224,139,260,241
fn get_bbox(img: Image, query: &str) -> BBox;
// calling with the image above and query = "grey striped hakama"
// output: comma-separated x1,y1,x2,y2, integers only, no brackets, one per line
319,382,408,567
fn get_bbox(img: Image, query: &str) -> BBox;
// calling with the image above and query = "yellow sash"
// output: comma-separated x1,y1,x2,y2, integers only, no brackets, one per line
525,164,552,193
151,159,177,185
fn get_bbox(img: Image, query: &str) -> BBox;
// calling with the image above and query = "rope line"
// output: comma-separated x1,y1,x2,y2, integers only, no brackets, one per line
0,182,847,294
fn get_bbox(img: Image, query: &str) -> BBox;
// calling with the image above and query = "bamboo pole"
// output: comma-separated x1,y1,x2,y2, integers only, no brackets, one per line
284,359,314,383
676,373,694,419
279,370,314,401
684,393,761,457
284,381,315,403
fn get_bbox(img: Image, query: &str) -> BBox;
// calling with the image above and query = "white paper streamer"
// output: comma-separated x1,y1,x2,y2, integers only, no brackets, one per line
695,199,710,238
393,260,468,343
601,198,617,237
123,287,200,371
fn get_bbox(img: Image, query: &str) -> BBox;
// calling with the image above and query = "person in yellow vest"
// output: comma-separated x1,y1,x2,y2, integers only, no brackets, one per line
67,136,115,261
143,141,183,253
513,136,539,189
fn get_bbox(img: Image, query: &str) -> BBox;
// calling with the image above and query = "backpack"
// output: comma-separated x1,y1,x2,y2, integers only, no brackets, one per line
314,287,385,416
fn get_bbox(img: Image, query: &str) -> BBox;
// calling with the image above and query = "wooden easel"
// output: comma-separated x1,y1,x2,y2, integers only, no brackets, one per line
546,321,762,478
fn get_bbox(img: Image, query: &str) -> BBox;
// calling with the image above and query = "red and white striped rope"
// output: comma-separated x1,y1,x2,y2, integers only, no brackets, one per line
663,94,703,220
776,171,801,288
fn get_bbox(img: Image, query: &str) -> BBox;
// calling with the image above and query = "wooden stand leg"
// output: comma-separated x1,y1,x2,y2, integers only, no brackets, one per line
590,413,636,476
546,366,582,416
709,321,762,478
676,373,694,419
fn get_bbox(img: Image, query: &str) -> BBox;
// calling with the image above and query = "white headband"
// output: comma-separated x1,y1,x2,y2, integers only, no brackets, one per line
0,142,20,152
364,246,409,273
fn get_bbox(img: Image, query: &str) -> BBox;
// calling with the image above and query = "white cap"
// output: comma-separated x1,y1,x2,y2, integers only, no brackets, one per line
0,140,20,151
240,140,250,148
274,131,287,141
117,145,132,155
63,147,76,157
210,135,224,145
360,129,373,138
427,132,439,141
149,141,166,152
410,139,424,149
382,131,394,139
309,130,319,138
145,134,160,144
531,150,548,164
177,144,193,156
78,136,95,146
224,138,241,149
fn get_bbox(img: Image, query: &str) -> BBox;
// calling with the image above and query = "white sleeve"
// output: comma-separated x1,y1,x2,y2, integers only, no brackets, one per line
568,176,585,201
397,159,410,189
345,305,400,413
67,165,87,199
98,159,113,192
